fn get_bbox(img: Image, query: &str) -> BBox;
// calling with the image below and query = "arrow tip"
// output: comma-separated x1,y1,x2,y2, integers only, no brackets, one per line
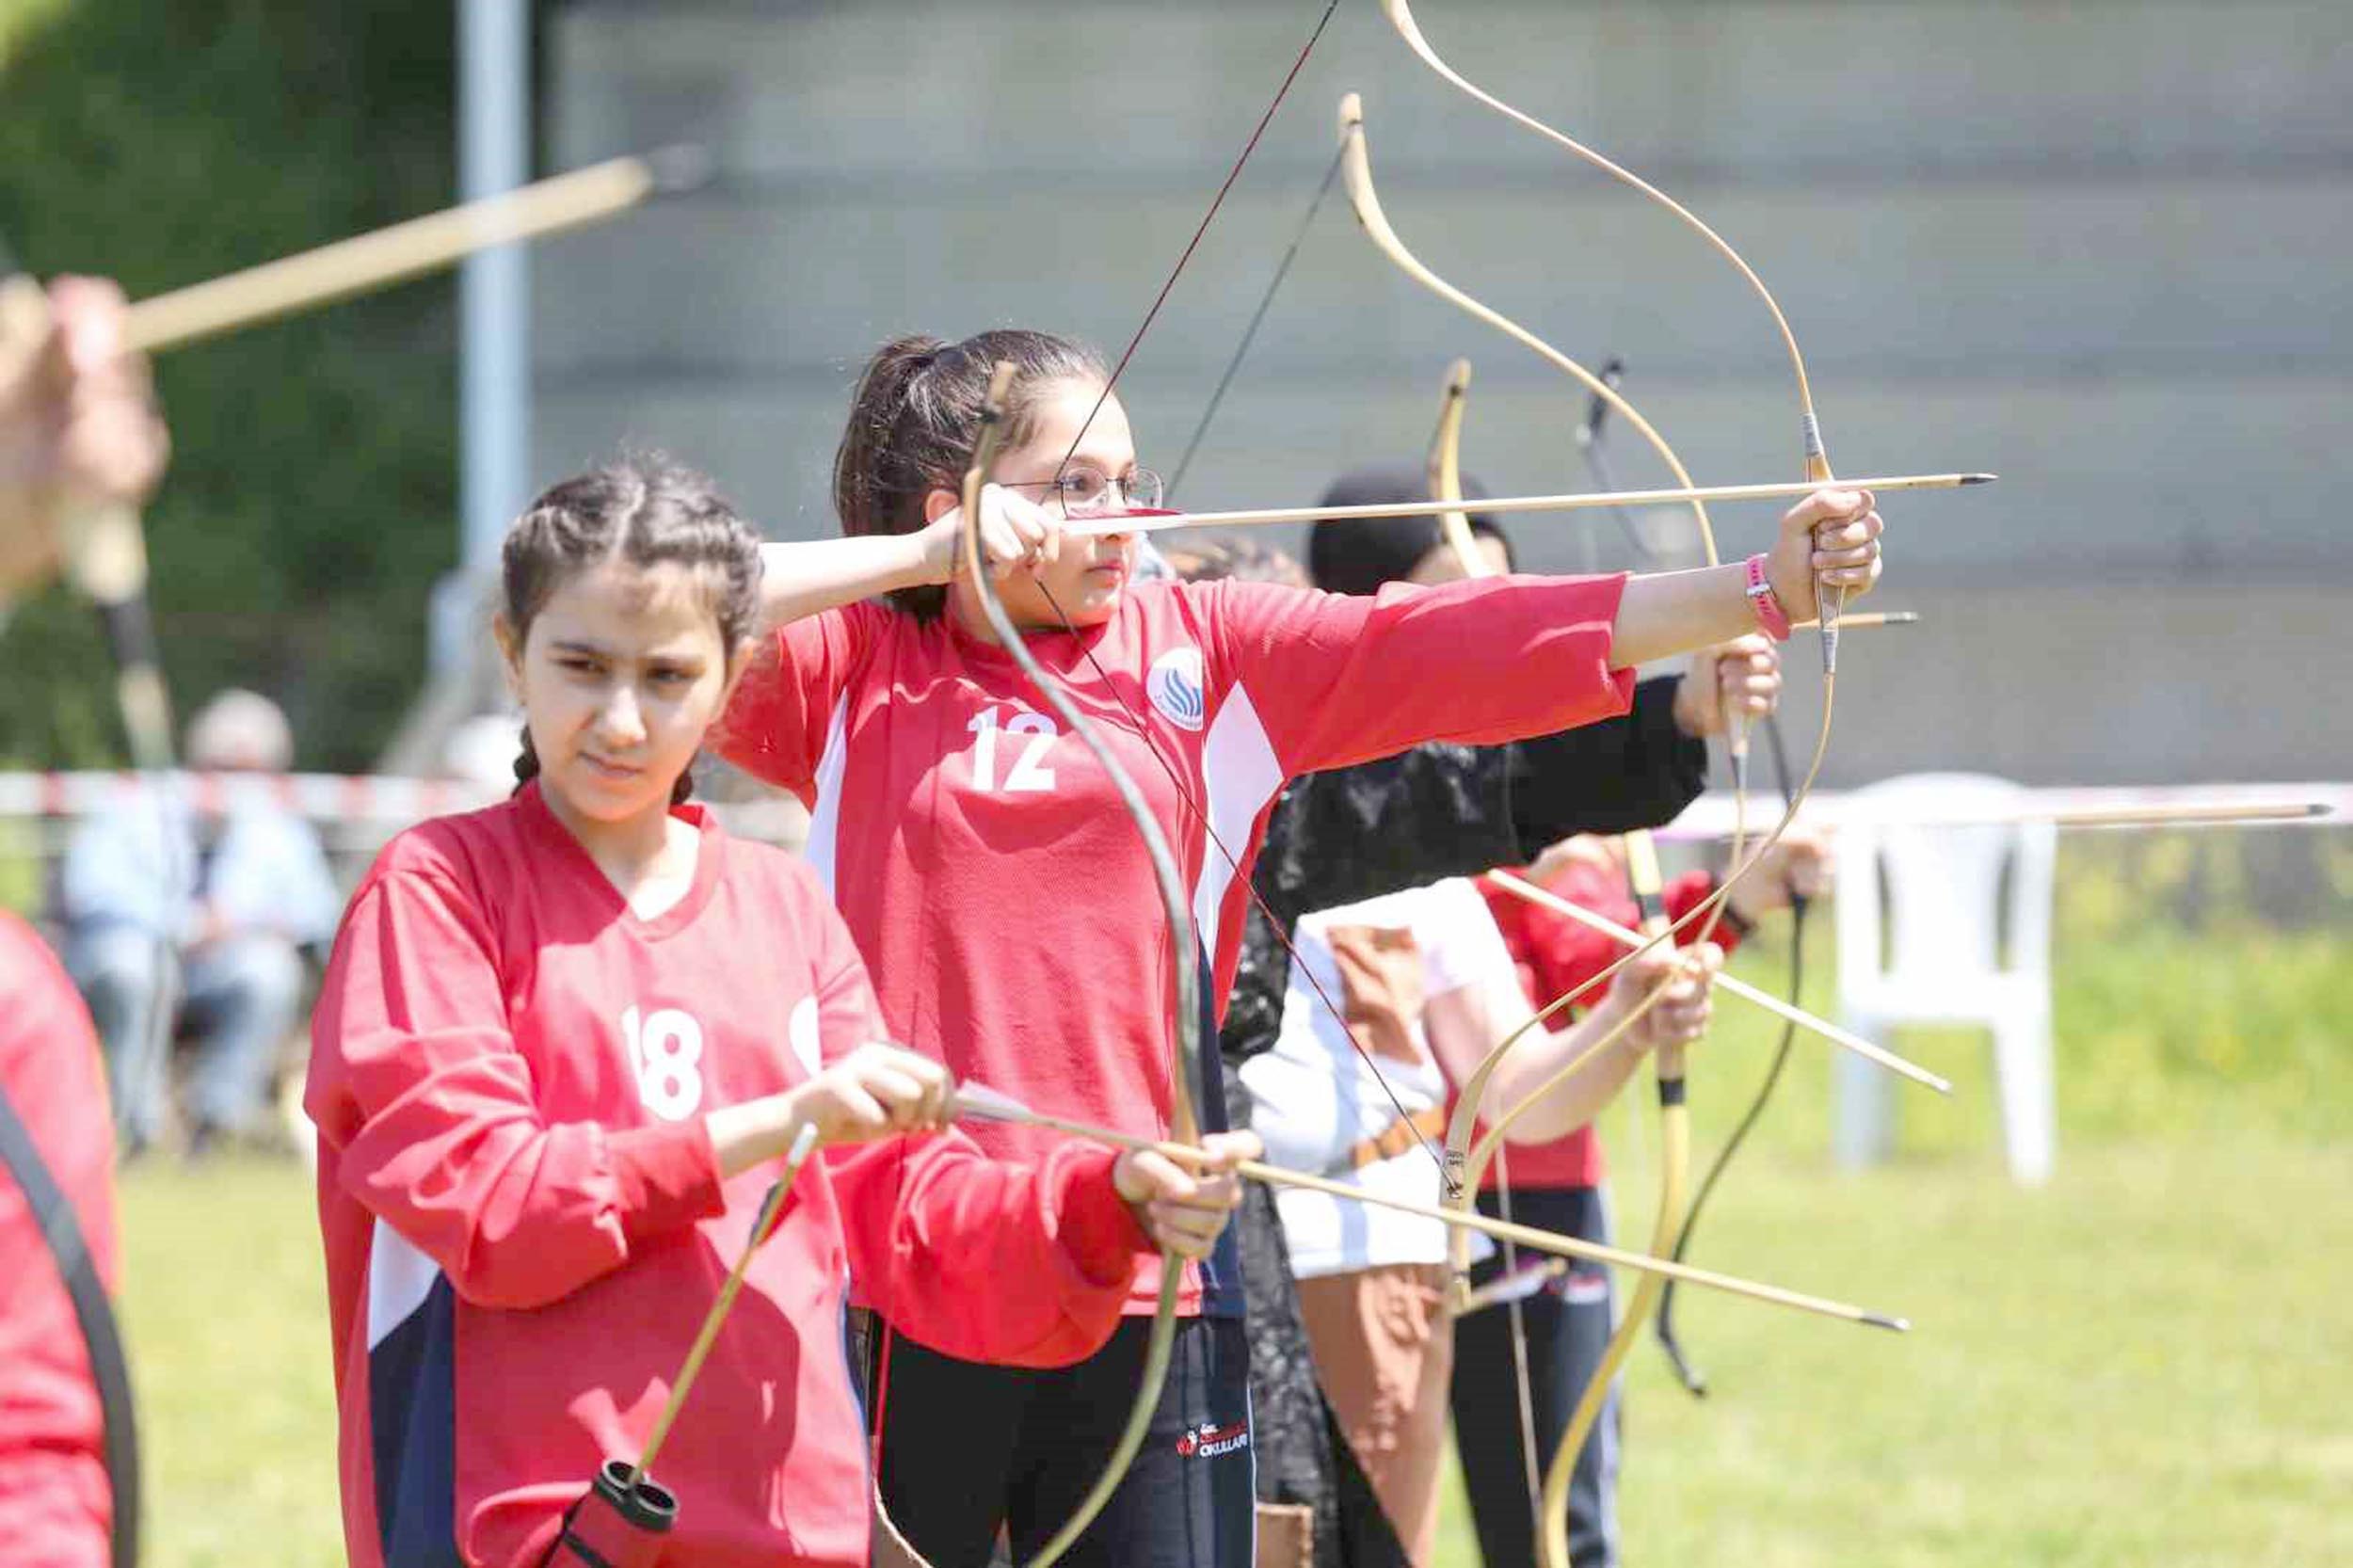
1862,1312,1912,1333
952,1080,1033,1124
645,143,717,197
1882,611,1922,625
1960,472,1997,486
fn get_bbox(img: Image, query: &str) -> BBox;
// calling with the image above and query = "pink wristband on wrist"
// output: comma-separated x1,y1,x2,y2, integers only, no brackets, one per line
1744,552,1793,642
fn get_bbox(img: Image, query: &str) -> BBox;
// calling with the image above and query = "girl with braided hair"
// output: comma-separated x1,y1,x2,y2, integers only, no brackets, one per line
305,456,1244,1568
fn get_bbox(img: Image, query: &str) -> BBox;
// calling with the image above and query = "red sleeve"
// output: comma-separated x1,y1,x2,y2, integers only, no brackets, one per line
1203,574,1635,775
713,602,880,795
1483,856,1638,1014
830,1133,1145,1368
1662,869,1743,961
0,917,118,1568
1481,860,1742,1021
794,880,1142,1366
805,866,888,1066
309,869,727,1311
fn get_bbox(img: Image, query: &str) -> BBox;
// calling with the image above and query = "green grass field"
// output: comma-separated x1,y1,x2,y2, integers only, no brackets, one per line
115,874,2353,1567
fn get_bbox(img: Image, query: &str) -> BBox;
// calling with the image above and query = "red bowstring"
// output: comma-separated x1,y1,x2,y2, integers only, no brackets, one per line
1026,0,1449,1176
1050,0,1342,482
872,2,1350,1525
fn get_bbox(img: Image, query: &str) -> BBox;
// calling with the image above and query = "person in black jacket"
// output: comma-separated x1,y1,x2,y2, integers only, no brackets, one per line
1201,468,1778,1568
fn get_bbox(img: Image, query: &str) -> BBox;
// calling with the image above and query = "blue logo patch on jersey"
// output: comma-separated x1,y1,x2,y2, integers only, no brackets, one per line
1146,648,1207,731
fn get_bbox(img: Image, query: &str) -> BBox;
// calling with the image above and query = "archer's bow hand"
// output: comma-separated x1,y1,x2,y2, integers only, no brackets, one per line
1766,488,1881,623
1724,825,1832,924
0,275,169,594
1112,1129,1260,1260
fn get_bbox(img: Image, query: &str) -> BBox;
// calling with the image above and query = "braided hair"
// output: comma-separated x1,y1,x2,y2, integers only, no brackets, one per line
501,455,762,806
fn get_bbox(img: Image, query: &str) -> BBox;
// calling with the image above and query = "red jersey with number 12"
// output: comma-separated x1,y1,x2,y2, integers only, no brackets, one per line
720,574,1636,1311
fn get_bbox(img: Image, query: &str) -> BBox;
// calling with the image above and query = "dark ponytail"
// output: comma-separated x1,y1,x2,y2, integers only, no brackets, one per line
831,329,1109,620
502,455,762,806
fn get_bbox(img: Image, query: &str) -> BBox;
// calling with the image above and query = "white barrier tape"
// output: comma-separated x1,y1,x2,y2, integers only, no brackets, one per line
1658,782,2349,841
0,771,808,843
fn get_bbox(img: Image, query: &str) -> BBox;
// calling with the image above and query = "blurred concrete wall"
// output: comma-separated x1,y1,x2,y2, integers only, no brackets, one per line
534,0,2352,786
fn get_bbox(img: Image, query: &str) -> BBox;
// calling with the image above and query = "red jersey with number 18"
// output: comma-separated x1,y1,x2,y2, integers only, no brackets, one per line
719,574,1637,1313
306,786,1149,1568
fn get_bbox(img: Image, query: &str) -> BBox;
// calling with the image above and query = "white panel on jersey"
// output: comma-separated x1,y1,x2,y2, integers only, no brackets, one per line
802,696,851,897
1191,685,1282,962
788,995,822,1077
365,1218,443,1351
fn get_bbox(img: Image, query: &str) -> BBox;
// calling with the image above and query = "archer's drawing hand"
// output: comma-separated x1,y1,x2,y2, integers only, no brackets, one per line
783,1041,956,1148
1605,943,1721,1056
1113,1130,1259,1259
923,482,1065,584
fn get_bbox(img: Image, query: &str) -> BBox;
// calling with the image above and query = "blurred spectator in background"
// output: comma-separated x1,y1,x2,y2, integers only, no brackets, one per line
60,689,340,1157
1,266,167,1568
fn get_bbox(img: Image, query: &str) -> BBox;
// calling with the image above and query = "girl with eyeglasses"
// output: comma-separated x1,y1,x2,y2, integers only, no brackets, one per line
719,328,1885,1568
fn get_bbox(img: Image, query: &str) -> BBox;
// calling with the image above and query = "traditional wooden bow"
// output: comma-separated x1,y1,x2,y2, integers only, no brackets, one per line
1361,8,1966,1560
936,364,1208,1568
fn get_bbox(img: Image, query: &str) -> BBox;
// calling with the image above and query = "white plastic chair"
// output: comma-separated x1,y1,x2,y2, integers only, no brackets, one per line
1833,774,2058,1185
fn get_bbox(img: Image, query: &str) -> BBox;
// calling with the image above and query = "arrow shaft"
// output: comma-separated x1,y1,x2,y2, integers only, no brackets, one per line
959,1095,1902,1329
1482,869,1952,1094
1063,472,1992,537
126,154,665,355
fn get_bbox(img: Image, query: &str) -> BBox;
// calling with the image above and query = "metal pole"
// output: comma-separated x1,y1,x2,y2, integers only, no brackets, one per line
441,0,531,673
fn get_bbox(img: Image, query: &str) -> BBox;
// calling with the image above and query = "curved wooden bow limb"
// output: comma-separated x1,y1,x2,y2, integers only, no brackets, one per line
1538,837,1690,1568
1334,87,1737,1249
1366,3,1962,1130
1427,357,1484,577
1337,92,1720,567
1378,0,1855,671
628,1124,824,1488
1422,363,1550,1533
956,365,1204,1568
123,150,705,356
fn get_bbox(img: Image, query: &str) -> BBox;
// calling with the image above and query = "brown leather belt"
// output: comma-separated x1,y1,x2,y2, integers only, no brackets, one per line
1342,1105,1447,1171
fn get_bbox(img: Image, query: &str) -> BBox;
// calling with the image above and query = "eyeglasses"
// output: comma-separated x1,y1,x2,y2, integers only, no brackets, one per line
1001,466,1165,517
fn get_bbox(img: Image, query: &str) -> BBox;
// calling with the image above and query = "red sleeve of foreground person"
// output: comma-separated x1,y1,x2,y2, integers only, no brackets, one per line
0,913,121,1568
719,573,1634,1312
306,791,1148,1568
1472,855,1741,1189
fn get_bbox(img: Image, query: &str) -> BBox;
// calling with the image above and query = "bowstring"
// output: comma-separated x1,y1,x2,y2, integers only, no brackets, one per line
1053,0,1342,483
1653,706,1806,1394
1018,0,1449,1177
1165,140,1348,500
1032,583,1449,1179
